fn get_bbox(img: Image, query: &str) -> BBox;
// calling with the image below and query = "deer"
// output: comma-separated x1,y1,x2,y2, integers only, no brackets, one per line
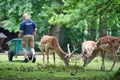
39,35,77,65
82,36,120,70
81,41,97,58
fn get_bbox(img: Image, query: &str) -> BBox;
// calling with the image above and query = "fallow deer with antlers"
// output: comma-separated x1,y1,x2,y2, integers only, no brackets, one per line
39,35,77,65
82,36,120,70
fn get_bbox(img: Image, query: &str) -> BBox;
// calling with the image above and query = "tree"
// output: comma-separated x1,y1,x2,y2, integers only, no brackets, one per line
0,0,60,39
49,0,120,36
0,0,120,51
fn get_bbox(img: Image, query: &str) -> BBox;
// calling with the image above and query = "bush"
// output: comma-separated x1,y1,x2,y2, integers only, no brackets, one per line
114,68,120,80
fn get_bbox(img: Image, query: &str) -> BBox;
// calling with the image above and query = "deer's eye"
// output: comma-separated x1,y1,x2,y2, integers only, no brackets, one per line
84,52,87,54
65,55,69,58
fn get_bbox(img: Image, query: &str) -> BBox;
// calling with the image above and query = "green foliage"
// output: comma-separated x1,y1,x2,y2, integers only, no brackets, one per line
0,0,54,33
49,0,120,38
0,0,120,44
65,27,84,51
114,68,120,80
0,0,31,32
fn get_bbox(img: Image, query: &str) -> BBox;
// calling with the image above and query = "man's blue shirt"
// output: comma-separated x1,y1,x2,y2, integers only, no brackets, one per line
20,19,37,35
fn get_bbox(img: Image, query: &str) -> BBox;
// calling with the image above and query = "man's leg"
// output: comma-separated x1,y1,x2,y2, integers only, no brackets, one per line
31,48,36,63
22,35,29,62
30,35,36,63
23,48,29,62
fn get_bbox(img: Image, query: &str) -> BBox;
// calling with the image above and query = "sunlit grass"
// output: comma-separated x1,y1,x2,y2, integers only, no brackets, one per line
0,53,119,80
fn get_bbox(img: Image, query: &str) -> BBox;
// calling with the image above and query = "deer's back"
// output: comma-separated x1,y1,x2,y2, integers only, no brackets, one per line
40,35,59,50
97,36,120,53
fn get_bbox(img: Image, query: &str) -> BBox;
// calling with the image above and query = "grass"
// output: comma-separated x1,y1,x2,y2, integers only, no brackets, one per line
0,53,120,80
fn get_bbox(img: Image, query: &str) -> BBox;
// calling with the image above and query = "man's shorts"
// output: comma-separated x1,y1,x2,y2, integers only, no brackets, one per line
22,35,34,48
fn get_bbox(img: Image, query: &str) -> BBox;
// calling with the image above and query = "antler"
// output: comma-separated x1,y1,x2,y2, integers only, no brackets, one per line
67,44,71,55
71,45,78,54
67,44,78,57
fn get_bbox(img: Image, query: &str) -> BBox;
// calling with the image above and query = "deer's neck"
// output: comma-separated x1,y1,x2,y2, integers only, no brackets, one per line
53,41,67,59
89,49,98,62
55,46,67,58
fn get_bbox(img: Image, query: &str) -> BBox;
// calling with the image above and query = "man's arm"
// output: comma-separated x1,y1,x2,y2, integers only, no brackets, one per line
34,28,37,36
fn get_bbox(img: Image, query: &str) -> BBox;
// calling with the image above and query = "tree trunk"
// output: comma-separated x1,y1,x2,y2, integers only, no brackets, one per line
49,0,63,40
99,15,107,37
58,0,63,4
50,25,60,41
90,18,98,41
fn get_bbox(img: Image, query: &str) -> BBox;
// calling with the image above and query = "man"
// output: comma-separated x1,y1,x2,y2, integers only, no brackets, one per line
18,13,37,63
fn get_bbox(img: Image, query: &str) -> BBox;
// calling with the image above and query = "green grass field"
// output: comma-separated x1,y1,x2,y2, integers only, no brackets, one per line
0,53,119,80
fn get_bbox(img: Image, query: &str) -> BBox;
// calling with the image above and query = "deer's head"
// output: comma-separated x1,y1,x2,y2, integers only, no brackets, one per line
81,49,97,67
82,54,91,67
80,52,90,67
63,44,78,65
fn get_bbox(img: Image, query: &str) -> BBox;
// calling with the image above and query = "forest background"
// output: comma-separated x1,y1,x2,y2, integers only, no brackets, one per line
0,0,120,51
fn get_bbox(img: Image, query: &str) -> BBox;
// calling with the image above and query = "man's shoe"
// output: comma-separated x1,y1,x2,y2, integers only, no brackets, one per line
28,55,32,61
23,58,29,62
32,58,36,63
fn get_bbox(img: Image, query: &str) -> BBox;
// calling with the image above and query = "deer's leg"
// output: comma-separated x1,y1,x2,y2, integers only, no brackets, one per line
53,51,55,65
100,51,106,70
46,50,49,65
110,51,117,71
43,51,45,64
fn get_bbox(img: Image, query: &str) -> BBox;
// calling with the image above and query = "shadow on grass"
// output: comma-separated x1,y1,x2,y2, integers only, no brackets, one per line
83,68,114,72
10,60,23,62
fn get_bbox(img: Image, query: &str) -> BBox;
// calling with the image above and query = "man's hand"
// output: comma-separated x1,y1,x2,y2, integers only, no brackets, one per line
18,31,23,38
18,33,21,38
34,32,36,36
34,29,37,36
